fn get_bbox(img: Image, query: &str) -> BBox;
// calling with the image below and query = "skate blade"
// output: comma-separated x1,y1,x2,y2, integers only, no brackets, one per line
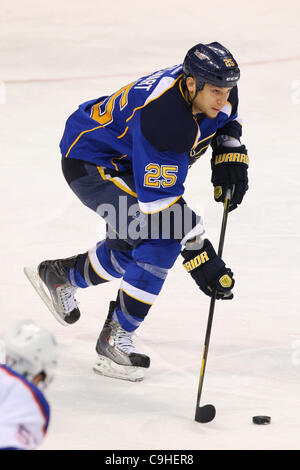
24,266,69,327
93,354,145,382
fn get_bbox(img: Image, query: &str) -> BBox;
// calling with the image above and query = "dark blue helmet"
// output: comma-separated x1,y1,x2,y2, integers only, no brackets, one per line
183,42,240,90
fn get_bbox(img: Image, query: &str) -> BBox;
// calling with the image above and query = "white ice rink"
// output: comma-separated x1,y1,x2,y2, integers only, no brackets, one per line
1,0,300,450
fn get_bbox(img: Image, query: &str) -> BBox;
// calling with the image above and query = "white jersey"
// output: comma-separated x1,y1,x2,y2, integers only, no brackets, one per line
0,365,50,450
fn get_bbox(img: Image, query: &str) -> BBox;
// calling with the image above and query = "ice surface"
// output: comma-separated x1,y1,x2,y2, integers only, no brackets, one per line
1,0,300,450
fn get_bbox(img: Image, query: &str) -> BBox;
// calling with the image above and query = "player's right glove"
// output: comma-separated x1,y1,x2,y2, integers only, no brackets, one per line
181,239,235,299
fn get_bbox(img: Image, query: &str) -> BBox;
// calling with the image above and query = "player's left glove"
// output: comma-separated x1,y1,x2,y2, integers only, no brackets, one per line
211,144,249,211
181,239,235,300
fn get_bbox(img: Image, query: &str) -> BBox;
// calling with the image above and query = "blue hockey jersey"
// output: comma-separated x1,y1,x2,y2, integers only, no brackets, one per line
60,65,242,214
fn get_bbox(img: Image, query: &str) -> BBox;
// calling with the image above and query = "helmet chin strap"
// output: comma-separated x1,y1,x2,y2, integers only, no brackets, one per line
183,78,204,112
188,89,198,107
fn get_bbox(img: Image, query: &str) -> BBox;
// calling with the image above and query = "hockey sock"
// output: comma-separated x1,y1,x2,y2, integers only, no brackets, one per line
113,260,168,331
68,241,133,288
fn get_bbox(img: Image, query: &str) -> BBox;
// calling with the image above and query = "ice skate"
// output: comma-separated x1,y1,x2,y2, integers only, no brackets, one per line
24,256,80,327
93,302,150,382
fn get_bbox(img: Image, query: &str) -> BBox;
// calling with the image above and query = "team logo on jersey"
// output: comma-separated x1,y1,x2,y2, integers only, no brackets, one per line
189,135,215,166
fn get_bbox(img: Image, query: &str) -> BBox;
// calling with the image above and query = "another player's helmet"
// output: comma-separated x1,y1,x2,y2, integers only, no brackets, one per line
183,42,240,90
4,321,58,389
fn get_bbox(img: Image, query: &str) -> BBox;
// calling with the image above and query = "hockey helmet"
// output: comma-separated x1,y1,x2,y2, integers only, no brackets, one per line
4,320,58,389
183,42,240,90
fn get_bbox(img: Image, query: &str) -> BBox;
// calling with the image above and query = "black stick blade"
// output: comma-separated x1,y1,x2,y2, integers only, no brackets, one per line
195,404,216,423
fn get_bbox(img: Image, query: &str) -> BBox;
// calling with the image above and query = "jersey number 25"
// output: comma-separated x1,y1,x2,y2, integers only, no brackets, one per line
144,164,178,188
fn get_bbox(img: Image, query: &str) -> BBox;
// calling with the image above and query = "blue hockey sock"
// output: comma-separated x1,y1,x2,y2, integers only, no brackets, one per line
67,241,133,288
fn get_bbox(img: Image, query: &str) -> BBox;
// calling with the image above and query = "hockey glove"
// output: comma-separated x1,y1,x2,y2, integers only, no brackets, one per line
181,239,234,299
211,144,249,211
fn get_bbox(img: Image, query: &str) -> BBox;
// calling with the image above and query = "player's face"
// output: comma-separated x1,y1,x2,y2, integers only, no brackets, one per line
186,79,232,118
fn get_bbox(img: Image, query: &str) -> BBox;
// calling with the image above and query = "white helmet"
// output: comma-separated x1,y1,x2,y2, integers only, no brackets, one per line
4,321,58,389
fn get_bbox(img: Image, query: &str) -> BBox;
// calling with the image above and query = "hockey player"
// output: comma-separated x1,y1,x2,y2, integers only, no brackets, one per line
0,321,57,450
24,42,249,382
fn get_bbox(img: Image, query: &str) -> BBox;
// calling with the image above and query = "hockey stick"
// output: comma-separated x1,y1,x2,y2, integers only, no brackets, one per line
195,188,232,423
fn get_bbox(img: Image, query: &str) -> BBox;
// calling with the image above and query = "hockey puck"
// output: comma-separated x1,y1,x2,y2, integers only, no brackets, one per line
252,416,271,425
